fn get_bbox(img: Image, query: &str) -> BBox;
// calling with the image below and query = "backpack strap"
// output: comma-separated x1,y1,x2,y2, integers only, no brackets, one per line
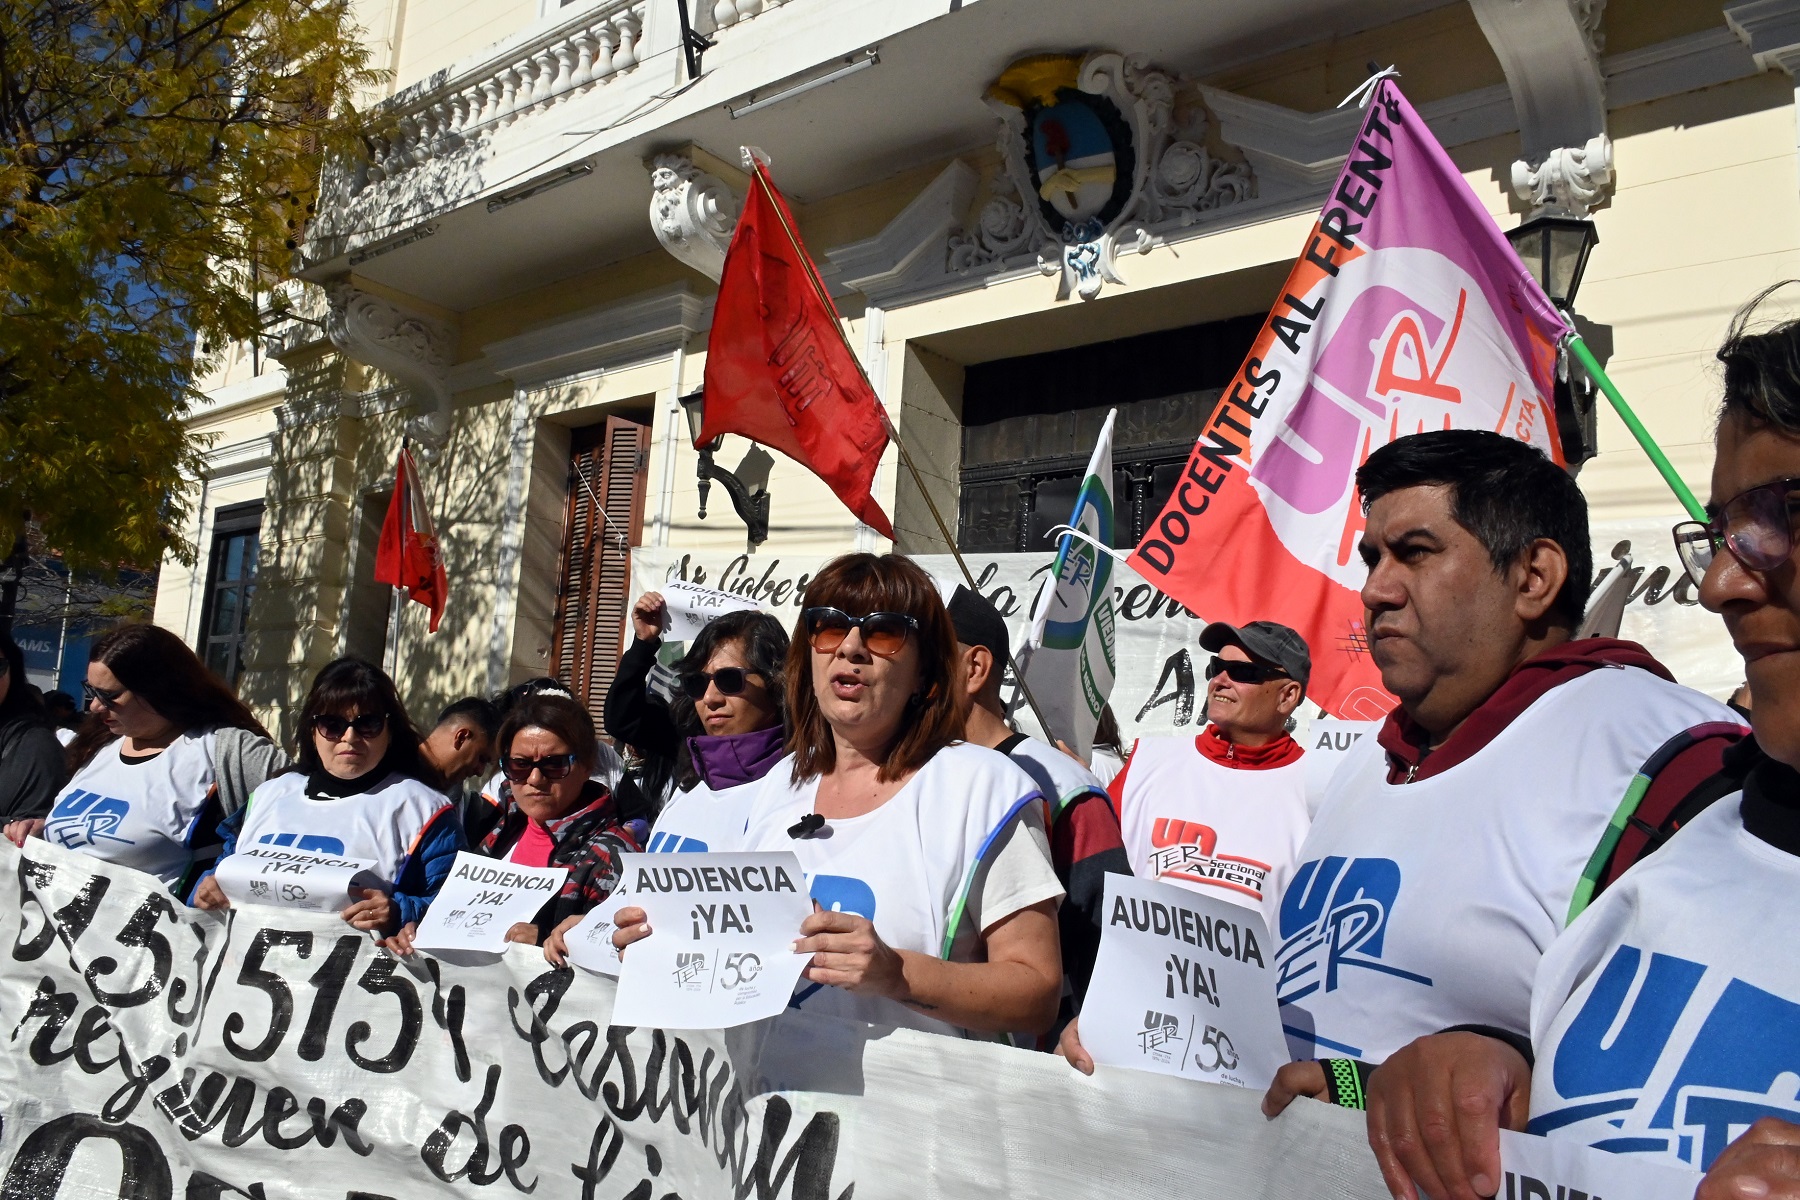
1566,721,1749,924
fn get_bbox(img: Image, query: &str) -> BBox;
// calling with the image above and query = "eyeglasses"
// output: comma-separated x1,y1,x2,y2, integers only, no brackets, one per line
680,667,761,700
1204,656,1290,685
802,607,920,658
1673,475,1800,589
83,682,124,710
501,753,579,784
313,713,387,741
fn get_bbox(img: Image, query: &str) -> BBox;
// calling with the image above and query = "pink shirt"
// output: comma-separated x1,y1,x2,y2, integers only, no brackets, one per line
508,821,555,868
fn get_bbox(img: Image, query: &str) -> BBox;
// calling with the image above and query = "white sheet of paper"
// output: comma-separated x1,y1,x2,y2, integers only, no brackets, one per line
563,881,631,977
659,581,761,641
411,853,568,953
1498,1131,1700,1200
214,846,384,913
1080,873,1288,1088
1300,718,1380,817
610,852,810,1030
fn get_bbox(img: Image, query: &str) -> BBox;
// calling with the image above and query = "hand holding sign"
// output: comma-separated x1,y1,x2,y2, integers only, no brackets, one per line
1360,1030,1532,1200
610,852,810,1029
213,846,386,914
411,853,568,954
1078,873,1287,1089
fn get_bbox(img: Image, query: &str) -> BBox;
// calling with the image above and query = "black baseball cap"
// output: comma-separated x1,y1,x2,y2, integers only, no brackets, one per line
947,585,1010,662
1200,621,1310,692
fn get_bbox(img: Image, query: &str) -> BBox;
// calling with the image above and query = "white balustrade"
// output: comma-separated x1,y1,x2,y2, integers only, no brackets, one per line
344,0,792,198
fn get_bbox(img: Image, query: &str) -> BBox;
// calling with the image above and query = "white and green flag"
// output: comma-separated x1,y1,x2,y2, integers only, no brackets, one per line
1018,409,1119,758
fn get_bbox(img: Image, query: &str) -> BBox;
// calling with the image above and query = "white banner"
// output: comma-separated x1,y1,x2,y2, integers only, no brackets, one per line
0,840,1685,1200
1499,1129,1699,1200
1079,874,1287,1089
633,520,1736,749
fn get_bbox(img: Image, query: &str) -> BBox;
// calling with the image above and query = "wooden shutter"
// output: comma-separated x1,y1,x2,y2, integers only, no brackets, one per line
551,416,650,734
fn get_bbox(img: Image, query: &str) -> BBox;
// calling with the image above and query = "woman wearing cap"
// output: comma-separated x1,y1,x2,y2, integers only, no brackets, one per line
612,552,1064,1038
194,657,462,934
543,609,787,965
7,624,285,895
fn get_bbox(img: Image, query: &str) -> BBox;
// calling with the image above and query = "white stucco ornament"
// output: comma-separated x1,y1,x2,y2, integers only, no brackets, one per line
948,51,1252,300
648,153,742,283
325,283,458,454
1510,133,1614,215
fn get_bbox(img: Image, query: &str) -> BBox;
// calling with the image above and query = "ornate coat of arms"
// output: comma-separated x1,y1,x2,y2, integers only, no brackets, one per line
951,52,1253,300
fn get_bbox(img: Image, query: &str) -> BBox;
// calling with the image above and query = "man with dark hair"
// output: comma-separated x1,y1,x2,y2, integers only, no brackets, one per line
421,696,500,789
947,584,1128,1031
1261,428,1742,1116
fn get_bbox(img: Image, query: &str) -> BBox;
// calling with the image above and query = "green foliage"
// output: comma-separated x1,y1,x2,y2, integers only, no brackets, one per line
0,0,379,568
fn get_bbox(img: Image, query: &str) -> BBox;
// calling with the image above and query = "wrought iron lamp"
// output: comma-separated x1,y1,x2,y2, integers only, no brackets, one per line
678,391,770,547
1504,211,1600,310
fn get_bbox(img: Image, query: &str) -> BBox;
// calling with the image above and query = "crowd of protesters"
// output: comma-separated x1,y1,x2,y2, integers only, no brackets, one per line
7,286,1800,1198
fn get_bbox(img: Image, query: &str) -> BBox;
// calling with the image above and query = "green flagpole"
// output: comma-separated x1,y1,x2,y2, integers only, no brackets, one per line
1565,335,1707,523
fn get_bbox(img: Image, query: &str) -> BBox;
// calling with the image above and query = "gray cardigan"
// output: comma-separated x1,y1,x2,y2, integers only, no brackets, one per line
211,727,289,813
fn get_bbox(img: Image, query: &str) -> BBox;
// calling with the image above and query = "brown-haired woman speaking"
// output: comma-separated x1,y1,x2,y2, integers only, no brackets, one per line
613,553,1064,1038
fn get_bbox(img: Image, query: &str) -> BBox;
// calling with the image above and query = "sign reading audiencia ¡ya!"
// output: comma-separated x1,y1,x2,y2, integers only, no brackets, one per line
410,852,567,952
213,845,385,913
610,852,811,1029
1079,873,1288,1089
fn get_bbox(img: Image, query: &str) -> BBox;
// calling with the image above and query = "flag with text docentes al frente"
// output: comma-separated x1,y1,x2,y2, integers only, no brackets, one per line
1127,79,1570,720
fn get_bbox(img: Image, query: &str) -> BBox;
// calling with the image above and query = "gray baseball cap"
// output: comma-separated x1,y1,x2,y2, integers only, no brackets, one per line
1199,621,1311,692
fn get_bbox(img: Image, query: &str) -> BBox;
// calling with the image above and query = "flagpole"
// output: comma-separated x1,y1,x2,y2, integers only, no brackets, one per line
1566,335,1707,522
746,165,1063,744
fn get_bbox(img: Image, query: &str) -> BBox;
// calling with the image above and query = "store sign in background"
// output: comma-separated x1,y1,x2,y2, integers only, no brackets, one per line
633,516,1738,748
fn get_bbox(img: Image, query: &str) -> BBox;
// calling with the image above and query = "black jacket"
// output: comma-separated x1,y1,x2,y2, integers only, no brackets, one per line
0,715,66,823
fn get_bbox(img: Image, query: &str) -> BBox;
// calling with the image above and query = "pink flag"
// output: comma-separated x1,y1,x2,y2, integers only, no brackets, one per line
1128,80,1570,720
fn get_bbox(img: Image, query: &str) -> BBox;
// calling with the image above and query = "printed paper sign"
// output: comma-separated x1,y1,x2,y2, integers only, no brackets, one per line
1301,718,1380,816
563,880,632,977
214,845,384,913
1499,1131,1700,1200
1080,873,1288,1088
410,853,568,953
660,580,762,641
610,852,811,1029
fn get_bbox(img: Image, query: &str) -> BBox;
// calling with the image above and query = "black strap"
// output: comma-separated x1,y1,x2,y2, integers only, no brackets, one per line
995,732,1030,756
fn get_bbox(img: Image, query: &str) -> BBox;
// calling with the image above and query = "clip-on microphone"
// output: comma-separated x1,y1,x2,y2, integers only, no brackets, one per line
788,813,827,839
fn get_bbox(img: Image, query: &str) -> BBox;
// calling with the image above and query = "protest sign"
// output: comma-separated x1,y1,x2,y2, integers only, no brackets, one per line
0,837,1449,1200
1298,718,1380,815
1499,1130,1700,1200
611,851,811,1028
659,578,763,640
1079,873,1288,1089
562,884,630,976
410,852,567,952
213,845,384,913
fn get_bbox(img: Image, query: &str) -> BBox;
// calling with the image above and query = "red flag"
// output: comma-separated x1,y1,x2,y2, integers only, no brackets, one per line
701,162,894,538
373,446,448,633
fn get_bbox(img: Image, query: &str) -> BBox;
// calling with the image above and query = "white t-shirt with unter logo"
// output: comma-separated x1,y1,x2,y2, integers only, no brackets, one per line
43,731,219,890
741,742,1064,1038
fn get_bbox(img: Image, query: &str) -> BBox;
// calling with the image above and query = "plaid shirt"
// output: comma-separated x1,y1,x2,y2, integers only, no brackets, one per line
469,780,640,934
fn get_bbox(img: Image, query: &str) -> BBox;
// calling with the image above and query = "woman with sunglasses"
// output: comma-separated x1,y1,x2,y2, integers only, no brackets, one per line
0,637,67,827
543,610,787,964
393,693,638,952
193,657,461,935
6,624,284,893
613,554,1064,1038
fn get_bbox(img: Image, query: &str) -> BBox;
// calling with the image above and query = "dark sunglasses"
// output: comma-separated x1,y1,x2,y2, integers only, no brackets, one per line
501,753,579,784
1673,475,1800,588
313,713,387,741
83,682,124,710
802,607,920,658
680,667,761,701
1205,656,1290,685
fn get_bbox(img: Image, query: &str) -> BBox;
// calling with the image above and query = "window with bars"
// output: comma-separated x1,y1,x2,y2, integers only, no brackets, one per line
957,315,1262,552
551,416,650,731
198,502,263,686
